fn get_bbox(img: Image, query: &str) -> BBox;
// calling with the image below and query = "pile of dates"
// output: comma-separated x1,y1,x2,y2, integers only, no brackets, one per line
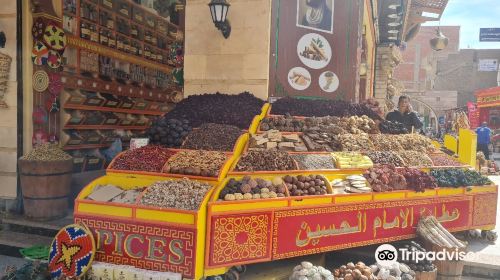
284,174,328,196
219,176,287,200
365,151,405,167
235,150,298,172
147,117,191,148
398,168,437,192
379,120,409,134
333,262,375,280
110,145,175,172
364,164,407,192
260,114,305,132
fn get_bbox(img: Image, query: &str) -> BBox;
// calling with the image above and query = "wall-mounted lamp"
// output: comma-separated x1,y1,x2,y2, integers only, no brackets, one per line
208,0,231,39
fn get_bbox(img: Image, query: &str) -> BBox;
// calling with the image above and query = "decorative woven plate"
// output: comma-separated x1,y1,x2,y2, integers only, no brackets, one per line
32,18,46,40
48,224,96,279
31,41,49,66
43,24,66,51
47,50,62,69
33,70,49,92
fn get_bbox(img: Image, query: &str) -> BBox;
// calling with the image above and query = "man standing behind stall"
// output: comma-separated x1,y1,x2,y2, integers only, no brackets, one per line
476,122,492,160
386,95,423,133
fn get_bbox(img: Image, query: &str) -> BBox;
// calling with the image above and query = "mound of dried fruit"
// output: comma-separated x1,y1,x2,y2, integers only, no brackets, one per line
181,123,242,152
429,153,463,167
369,134,404,151
397,151,433,167
220,176,287,200
292,154,336,170
332,152,373,168
110,145,175,172
147,117,191,148
339,133,374,151
235,150,298,172
333,261,376,280
21,143,72,161
430,168,492,187
364,164,407,192
284,174,329,196
260,114,305,132
163,150,227,177
365,151,405,167
290,261,333,280
398,168,437,192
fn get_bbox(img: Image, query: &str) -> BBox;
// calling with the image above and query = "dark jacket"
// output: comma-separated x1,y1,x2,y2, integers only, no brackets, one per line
386,110,423,132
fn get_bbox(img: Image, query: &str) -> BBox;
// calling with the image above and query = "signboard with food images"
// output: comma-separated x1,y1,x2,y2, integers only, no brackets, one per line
270,0,361,100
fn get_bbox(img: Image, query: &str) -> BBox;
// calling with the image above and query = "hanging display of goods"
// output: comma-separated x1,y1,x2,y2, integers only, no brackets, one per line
48,224,96,279
32,70,50,92
31,18,46,40
47,50,62,69
33,106,49,125
31,40,49,66
43,24,67,51
48,72,62,95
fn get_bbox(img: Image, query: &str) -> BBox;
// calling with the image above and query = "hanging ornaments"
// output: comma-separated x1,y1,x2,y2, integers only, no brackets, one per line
33,70,50,92
43,24,67,52
32,18,46,40
31,40,49,66
48,72,62,95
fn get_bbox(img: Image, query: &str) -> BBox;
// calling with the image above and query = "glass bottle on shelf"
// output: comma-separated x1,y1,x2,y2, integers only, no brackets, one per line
108,32,116,48
80,22,90,40
90,25,99,42
99,29,108,46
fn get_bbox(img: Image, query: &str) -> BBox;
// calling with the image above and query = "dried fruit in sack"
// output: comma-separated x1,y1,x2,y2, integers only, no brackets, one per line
398,168,437,192
363,164,407,192
235,150,298,172
110,145,175,172
164,150,227,177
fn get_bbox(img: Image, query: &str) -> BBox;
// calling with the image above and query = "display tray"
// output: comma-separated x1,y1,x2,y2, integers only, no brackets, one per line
76,174,218,224
106,149,238,182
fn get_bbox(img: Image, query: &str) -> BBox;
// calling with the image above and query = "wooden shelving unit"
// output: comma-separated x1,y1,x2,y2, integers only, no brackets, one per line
64,103,165,116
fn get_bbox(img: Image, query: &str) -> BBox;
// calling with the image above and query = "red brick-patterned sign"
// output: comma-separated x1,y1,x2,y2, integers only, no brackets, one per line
272,197,473,259
75,215,196,278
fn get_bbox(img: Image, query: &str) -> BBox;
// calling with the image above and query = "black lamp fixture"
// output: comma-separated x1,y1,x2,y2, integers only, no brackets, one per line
208,0,231,39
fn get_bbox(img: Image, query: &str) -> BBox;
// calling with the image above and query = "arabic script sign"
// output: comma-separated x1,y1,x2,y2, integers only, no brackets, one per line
74,215,196,278
480,28,500,42
272,197,472,259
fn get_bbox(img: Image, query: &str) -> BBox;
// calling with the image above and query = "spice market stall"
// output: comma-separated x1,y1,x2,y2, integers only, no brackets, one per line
74,97,498,280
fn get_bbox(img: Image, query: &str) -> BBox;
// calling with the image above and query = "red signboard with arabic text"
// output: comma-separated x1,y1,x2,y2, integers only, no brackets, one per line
272,196,472,259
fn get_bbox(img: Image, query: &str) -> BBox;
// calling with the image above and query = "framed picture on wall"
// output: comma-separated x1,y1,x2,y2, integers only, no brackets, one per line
296,0,334,34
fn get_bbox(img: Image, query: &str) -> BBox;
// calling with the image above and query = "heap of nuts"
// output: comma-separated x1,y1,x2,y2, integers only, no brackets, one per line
235,150,298,172
163,150,227,177
284,174,329,196
110,145,175,172
364,164,407,192
181,123,242,152
397,151,433,167
333,261,375,280
369,134,403,151
398,134,435,153
398,168,437,192
140,179,212,211
370,262,415,280
339,133,374,151
220,176,287,201
365,151,405,167
21,143,72,161
260,115,305,132
290,261,334,280
429,153,463,167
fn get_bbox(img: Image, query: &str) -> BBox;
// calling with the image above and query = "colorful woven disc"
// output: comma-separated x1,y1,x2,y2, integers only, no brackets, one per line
48,224,96,279
47,50,62,69
32,70,49,92
43,24,66,51
31,41,49,66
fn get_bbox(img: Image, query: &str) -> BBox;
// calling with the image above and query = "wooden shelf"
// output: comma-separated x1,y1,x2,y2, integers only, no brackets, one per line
64,125,148,130
64,103,164,116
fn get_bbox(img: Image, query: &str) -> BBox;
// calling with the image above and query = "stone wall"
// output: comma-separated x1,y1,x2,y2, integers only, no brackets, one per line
183,0,271,100
0,1,18,199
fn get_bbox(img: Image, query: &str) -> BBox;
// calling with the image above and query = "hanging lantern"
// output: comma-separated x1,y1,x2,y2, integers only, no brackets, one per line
430,28,449,51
